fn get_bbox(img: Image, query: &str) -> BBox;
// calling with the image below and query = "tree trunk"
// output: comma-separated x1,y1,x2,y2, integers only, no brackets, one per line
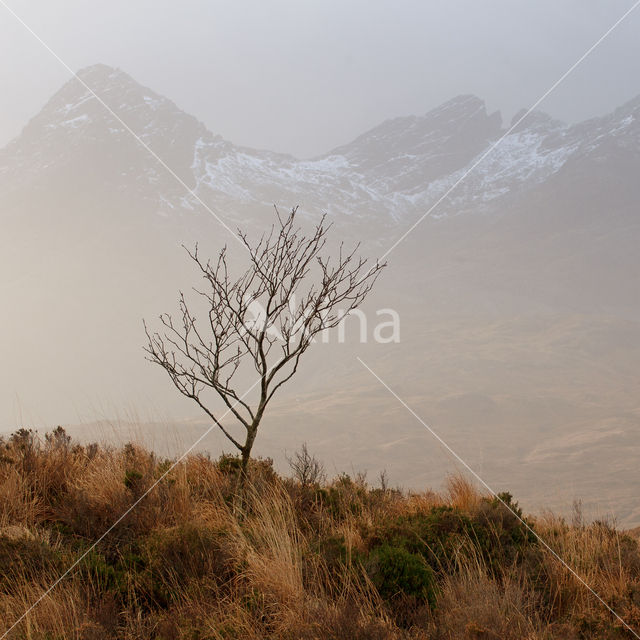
234,425,258,513
236,448,250,504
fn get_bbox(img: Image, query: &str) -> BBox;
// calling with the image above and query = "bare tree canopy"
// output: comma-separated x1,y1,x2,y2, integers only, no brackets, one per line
144,207,385,489
286,442,326,487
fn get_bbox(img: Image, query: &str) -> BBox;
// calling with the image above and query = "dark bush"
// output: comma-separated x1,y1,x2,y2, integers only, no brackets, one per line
143,522,233,603
364,543,437,610
366,506,474,572
217,453,242,476
0,534,62,590
77,550,130,597
365,500,537,578
473,493,537,571
315,474,369,521
310,534,349,580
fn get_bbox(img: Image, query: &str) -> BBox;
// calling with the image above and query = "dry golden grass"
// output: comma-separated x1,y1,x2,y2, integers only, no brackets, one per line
0,428,639,639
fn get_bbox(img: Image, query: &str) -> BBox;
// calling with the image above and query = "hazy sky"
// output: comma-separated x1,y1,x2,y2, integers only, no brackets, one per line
1,0,639,158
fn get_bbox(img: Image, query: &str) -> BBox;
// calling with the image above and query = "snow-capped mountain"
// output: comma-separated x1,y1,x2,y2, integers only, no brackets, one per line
3,63,639,230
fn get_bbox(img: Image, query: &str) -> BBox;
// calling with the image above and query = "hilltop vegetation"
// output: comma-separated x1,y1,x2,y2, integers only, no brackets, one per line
1,428,639,639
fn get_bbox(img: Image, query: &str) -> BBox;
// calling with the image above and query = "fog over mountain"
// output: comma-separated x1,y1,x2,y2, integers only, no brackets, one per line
2,65,639,523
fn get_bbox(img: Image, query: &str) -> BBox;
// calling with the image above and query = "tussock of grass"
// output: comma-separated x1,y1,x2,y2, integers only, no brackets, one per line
1,427,639,639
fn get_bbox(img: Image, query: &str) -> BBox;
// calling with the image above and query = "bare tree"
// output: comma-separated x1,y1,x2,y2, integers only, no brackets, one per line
286,442,326,487
144,207,385,495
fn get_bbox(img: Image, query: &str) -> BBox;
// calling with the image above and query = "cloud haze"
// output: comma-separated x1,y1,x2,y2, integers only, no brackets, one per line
1,0,639,157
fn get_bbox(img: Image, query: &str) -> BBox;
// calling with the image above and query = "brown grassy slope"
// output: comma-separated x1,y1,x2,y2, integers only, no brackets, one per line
1,428,640,639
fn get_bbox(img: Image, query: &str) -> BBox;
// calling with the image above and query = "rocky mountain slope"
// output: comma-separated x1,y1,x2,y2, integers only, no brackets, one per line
3,64,639,229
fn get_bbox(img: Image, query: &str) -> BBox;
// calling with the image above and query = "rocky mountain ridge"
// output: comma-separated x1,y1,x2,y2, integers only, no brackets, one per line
2,64,639,228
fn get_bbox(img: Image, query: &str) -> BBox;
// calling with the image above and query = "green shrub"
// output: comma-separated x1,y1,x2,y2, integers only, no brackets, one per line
366,500,537,578
366,506,474,572
217,453,242,476
124,469,144,491
0,535,62,590
365,544,437,609
311,534,350,578
315,474,368,520
78,550,130,596
143,522,233,603
474,494,537,571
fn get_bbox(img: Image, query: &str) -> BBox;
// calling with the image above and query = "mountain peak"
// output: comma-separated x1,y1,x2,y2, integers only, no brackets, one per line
423,94,501,126
423,94,502,131
76,63,126,82
20,62,191,141
1,63,206,193
56,64,167,113
73,64,162,102
426,94,486,115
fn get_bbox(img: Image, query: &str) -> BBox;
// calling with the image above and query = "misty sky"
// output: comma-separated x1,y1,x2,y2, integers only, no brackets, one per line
1,0,640,158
